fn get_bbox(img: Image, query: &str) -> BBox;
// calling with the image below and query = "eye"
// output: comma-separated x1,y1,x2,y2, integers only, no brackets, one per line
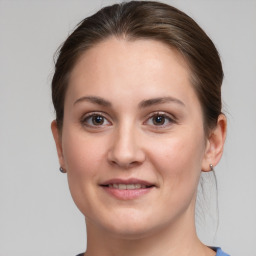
145,112,175,128
152,115,166,125
81,113,111,128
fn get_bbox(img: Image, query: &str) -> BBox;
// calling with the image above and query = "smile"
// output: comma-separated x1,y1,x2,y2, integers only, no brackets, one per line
100,179,155,200
104,184,152,189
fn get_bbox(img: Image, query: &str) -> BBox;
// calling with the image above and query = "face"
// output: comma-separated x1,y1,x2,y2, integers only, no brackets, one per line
53,38,214,238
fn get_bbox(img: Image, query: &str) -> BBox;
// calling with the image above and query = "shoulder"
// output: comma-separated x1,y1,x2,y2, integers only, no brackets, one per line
211,247,230,256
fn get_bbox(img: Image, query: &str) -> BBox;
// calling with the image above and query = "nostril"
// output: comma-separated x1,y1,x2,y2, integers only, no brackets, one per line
108,158,142,169
107,134,146,168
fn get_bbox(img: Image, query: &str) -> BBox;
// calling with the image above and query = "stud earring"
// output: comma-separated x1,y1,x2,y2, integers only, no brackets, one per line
59,167,66,173
209,164,214,171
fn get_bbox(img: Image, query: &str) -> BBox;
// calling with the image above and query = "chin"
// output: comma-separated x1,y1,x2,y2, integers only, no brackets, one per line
93,209,163,240
107,223,156,240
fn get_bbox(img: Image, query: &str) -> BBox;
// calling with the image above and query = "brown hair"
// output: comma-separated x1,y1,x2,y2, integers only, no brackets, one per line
52,1,223,134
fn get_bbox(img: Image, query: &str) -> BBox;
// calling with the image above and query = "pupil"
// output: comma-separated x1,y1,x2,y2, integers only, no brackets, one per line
154,115,164,125
93,115,103,125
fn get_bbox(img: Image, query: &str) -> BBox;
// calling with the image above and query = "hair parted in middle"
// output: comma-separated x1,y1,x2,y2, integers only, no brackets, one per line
52,1,223,135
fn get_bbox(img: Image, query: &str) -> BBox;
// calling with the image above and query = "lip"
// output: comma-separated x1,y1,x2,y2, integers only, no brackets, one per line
100,178,156,200
100,178,155,186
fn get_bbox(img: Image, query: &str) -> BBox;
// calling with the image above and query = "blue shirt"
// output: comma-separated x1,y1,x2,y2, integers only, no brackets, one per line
214,247,230,256
76,247,230,256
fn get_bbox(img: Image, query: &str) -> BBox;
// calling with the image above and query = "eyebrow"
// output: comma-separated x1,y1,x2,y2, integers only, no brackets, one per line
74,96,185,108
139,97,185,108
74,96,112,107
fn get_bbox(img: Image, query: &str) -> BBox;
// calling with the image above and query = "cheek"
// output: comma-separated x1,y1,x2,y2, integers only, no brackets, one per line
147,131,205,193
151,135,204,170
148,136,205,219
61,127,108,212
62,129,105,175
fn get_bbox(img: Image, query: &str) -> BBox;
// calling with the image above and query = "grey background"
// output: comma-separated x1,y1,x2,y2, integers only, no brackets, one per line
0,0,255,255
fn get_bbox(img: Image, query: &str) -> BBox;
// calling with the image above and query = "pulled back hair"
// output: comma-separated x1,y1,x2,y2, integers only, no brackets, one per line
52,1,223,134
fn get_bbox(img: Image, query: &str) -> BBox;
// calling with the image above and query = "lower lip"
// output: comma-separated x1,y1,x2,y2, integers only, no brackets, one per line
101,186,153,200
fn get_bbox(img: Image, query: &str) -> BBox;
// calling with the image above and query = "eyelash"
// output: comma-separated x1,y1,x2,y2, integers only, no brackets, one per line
144,112,176,128
80,112,111,128
80,112,176,129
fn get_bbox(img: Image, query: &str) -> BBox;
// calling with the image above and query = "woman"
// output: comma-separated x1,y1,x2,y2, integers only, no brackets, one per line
51,1,228,255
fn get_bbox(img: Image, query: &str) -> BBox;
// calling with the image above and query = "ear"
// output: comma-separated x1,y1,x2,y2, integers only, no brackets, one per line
51,120,66,172
201,114,227,172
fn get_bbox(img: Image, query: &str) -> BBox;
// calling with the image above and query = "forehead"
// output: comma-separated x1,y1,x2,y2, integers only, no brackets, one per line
67,37,199,108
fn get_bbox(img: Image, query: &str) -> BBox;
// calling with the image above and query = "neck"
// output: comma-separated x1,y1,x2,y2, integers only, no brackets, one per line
84,206,213,256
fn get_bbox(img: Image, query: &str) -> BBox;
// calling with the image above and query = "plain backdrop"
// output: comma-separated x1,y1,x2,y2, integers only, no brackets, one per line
0,0,256,255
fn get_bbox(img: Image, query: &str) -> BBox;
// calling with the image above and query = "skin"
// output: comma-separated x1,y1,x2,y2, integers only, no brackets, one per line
51,37,226,256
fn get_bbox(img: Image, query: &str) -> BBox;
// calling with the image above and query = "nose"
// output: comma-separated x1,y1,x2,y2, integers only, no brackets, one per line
107,124,146,169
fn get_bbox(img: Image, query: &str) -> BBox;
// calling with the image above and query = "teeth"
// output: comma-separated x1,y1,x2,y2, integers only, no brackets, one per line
119,184,127,190
109,184,148,189
126,184,135,189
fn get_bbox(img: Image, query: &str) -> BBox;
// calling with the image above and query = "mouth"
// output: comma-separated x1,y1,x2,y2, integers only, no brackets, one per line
100,179,156,200
101,183,154,189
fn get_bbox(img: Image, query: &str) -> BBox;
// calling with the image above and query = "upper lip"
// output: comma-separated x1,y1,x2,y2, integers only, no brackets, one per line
100,178,155,187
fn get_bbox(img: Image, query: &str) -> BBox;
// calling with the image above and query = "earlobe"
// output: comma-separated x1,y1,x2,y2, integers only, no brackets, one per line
201,114,227,172
51,120,66,170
